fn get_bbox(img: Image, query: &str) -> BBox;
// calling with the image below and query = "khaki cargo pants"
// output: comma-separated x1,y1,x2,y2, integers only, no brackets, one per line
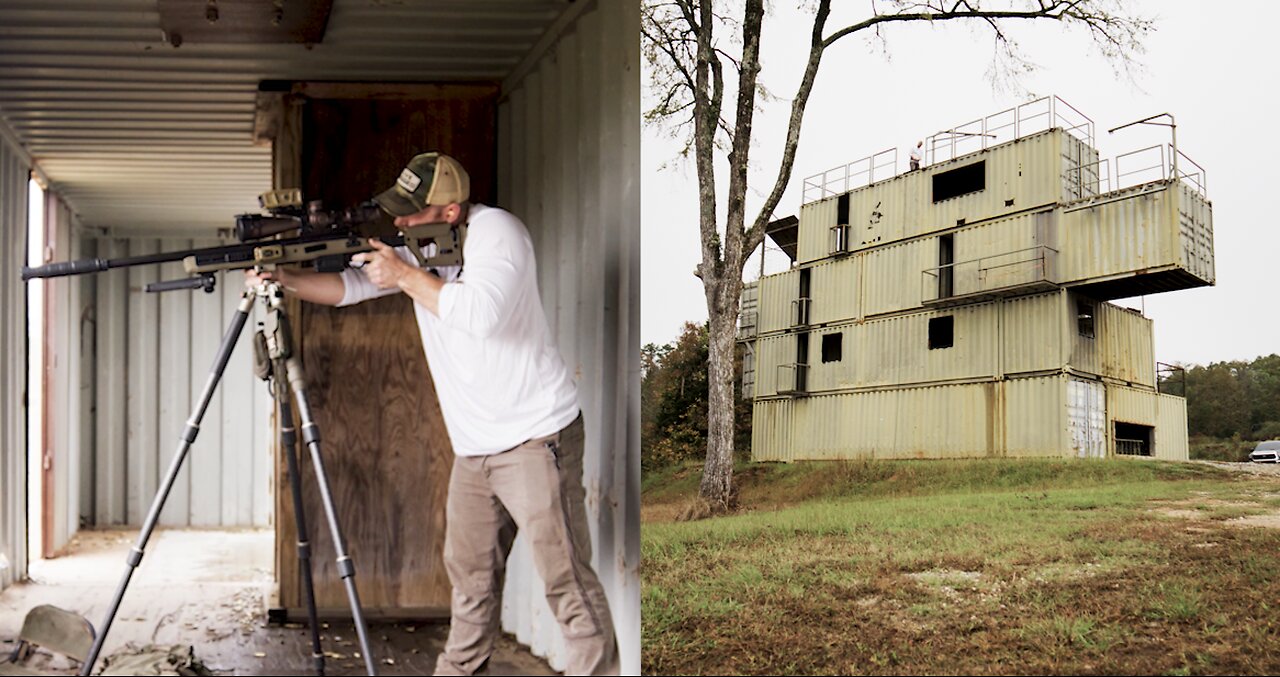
434,414,619,676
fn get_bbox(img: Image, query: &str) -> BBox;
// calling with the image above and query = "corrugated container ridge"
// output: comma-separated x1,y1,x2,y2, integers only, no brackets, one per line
757,269,797,334
808,257,859,325
0,137,28,590
752,375,1071,461
796,129,1088,265
1001,292,1067,375
496,2,640,672
1155,394,1190,460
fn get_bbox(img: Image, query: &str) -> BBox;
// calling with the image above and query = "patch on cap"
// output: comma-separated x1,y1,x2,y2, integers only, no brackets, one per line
397,168,422,193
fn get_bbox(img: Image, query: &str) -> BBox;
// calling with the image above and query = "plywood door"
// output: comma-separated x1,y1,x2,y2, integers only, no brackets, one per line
275,85,498,613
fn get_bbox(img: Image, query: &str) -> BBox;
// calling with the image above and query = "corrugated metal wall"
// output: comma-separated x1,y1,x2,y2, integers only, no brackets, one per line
43,193,85,554
1177,181,1215,283
796,129,1080,265
809,257,859,325
495,0,640,672
753,380,1011,461
753,374,1071,462
0,134,28,590
1005,375,1067,456
1108,383,1188,460
1155,394,1190,461
1059,180,1214,287
82,237,273,528
1001,292,1067,375
757,269,797,333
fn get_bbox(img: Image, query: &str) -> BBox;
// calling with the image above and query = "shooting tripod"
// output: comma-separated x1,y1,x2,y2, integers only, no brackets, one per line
80,280,377,676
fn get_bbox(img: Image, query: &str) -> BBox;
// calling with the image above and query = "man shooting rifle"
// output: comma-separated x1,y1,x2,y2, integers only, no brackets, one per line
246,152,619,676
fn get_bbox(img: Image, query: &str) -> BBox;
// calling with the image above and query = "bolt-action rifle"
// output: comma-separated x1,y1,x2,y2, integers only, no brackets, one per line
21,188,464,292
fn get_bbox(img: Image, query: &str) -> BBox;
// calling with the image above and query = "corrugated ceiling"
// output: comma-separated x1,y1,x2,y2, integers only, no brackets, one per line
0,0,569,232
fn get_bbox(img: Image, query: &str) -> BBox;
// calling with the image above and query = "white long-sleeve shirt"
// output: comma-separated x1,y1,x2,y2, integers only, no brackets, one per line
337,204,580,457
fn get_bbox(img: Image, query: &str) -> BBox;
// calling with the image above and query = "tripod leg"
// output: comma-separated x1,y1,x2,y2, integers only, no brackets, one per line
284,355,379,676
276,378,326,676
80,292,257,676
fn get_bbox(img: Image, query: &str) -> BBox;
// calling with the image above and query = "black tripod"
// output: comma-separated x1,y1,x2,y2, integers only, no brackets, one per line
79,280,377,676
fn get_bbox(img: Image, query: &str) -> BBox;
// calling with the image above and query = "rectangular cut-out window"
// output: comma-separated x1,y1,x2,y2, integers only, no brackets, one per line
836,193,850,226
1077,301,1095,338
1115,422,1153,456
821,332,842,363
933,161,985,202
928,316,954,350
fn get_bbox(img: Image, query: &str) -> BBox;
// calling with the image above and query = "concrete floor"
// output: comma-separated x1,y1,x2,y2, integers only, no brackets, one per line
0,529,555,676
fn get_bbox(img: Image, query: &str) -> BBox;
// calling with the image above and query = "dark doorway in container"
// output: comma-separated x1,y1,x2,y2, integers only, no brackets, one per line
938,233,954,299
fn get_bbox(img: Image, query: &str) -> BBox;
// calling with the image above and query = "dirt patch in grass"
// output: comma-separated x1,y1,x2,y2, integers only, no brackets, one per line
644,465,1280,675
646,521,1280,675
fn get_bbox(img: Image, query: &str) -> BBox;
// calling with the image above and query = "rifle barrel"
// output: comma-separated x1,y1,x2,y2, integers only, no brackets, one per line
20,231,393,281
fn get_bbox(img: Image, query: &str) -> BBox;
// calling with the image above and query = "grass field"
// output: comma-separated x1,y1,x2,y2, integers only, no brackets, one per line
643,459,1280,675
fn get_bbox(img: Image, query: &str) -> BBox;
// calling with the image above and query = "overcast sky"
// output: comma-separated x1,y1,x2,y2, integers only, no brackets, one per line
641,1,1279,367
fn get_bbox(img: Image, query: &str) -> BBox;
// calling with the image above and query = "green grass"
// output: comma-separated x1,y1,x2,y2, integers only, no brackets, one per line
643,458,1280,675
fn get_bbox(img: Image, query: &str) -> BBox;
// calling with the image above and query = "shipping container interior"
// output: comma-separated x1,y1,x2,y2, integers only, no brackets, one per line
0,1,639,673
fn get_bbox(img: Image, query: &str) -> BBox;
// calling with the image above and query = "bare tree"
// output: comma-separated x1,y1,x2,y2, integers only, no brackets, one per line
642,0,1152,513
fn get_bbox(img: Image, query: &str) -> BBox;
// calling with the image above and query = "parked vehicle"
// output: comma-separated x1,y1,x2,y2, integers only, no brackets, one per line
1249,441,1280,463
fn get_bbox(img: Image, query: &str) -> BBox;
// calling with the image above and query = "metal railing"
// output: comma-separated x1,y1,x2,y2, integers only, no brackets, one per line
1064,157,1111,200
927,95,1095,165
1156,362,1187,398
1116,438,1149,457
790,297,811,327
801,95,1095,205
921,245,1058,304
777,363,808,395
829,224,850,254
802,148,898,203
1112,144,1208,198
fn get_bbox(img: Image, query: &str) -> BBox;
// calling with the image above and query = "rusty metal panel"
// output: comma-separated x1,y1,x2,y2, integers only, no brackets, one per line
757,270,798,334
1107,384,1158,426
1007,375,1068,457
772,383,999,461
1177,182,1215,283
753,375,1078,461
808,257,859,325
1067,378,1106,458
1059,182,1185,284
1000,292,1067,375
1155,394,1190,460
1098,302,1155,387
751,399,792,462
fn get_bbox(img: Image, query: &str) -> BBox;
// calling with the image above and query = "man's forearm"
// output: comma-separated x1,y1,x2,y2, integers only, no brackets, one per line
277,267,347,306
397,266,445,316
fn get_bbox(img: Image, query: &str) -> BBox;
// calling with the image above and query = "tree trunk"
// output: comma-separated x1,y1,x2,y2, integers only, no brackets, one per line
699,293,740,510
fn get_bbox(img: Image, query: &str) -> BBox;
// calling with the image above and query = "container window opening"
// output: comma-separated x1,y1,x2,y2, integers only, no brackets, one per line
928,316,954,350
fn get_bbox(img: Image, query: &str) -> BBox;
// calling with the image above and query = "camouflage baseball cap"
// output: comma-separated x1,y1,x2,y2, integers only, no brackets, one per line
374,152,471,217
